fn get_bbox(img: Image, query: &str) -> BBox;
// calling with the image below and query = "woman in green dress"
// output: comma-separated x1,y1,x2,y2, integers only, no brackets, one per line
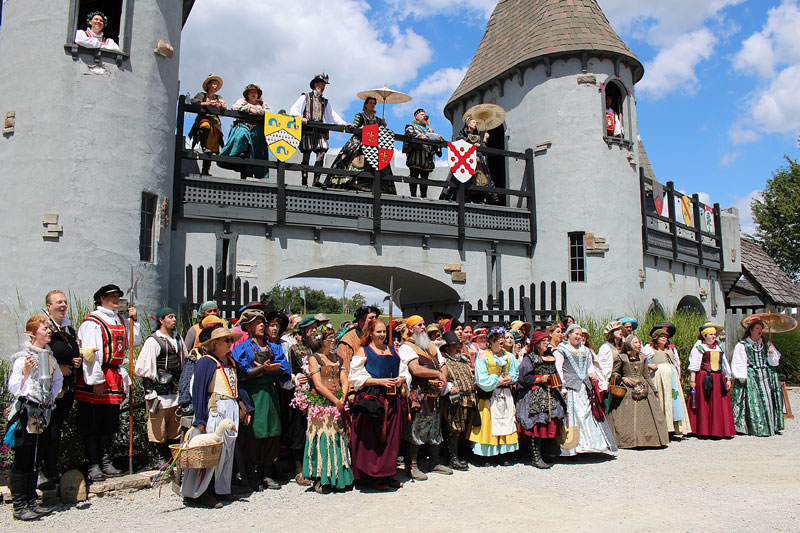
731,319,785,436
231,309,292,490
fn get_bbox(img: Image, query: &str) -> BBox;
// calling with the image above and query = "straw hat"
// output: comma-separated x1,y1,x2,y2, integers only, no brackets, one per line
242,83,262,99
199,327,242,347
202,73,223,91
604,320,623,337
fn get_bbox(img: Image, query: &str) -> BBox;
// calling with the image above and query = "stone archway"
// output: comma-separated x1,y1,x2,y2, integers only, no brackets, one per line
676,295,706,316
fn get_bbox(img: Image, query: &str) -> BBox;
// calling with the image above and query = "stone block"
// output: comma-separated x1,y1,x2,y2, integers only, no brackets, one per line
451,271,467,282
0,485,10,503
88,471,158,494
42,213,59,225
444,264,462,272
577,74,596,85
60,470,87,504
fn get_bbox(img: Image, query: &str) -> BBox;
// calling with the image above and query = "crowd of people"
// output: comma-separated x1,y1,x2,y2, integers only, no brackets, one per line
3,287,787,519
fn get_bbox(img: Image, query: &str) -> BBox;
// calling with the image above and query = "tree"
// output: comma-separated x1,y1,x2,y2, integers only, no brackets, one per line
751,156,800,281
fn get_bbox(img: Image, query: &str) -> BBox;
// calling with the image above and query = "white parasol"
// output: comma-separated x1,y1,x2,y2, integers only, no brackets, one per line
357,85,412,118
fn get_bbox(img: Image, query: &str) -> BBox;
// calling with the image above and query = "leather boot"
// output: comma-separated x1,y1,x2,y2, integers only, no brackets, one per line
446,434,468,471
11,473,39,521
531,437,552,469
27,473,55,515
100,435,123,477
428,443,453,475
85,436,105,482
407,445,428,481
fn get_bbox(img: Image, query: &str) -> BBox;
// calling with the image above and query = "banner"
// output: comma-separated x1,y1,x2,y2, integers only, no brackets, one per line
447,139,478,183
264,112,301,162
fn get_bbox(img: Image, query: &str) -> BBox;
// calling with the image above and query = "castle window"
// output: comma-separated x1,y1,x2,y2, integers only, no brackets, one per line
139,192,157,262
66,0,130,62
569,232,586,282
601,78,632,147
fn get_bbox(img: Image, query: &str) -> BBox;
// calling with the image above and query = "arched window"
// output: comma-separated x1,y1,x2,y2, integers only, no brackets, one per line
600,77,632,146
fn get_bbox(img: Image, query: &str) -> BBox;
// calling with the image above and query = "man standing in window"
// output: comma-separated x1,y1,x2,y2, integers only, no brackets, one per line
605,96,624,138
76,284,141,481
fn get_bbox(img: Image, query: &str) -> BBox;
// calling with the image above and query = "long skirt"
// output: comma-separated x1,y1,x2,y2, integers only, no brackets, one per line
218,122,269,179
516,387,565,439
468,390,519,457
302,415,353,489
607,382,670,448
651,363,692,435
350,393,407,480
731,365,785,436
181,398,239,498
687,370,735,437
561,385,617,456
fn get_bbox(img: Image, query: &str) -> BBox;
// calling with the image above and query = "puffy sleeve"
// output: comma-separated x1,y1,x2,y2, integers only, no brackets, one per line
352,113,364,128
474,356,498,392
731,342,748,382
7,355,27,398
50,358,64,401
553,349,566,393
593,344,614,390
507,353,520,384
721,349,732,378
271,343,293,388
324,103,348,126
586,349,597,380
77,318,105,386
767,344,781,367
688,343,702,372
230,342,252,377
397,344,418,389
231,98,248,112
75,29,100,48
134,336,159,380
289,94,306,117
517,356,536,389
348,354,369,391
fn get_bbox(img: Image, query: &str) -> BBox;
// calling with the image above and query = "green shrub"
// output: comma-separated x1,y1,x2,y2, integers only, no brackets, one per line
771,328,800,382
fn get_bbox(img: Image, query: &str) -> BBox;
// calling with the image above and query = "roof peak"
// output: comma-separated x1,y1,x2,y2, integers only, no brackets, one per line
446,0,643,110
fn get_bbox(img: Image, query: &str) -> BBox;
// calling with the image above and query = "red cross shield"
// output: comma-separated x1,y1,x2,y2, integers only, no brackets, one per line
447,139,477,183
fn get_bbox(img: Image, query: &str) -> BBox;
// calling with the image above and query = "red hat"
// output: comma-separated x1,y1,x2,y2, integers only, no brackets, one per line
530,331,549,345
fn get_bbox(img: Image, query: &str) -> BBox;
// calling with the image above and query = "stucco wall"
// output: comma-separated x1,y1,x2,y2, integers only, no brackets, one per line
0,0,183,310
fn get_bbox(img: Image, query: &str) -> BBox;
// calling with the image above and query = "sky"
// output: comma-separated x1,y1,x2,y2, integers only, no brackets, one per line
179,0,800,308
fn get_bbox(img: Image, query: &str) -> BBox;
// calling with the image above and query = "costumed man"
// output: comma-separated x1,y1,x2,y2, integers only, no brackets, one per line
76,284,141,482
285,316,318,486
134,307,187,468
398,316,452,480
184,300,220,350
39,290,82,490
336,305,380,372
440,331,475,471
289,73,350,187
403,108,443,198
618,317,638,338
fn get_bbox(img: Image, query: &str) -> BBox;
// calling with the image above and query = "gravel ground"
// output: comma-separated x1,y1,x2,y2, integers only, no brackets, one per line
4,388,800,532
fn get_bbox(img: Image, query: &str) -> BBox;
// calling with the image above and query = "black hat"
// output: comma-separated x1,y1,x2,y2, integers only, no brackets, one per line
309,73,329,90
414,108,426,117
354,305,381,320
264,310,290,337
93,284,123,304
442,331,461,346
649,321,677,339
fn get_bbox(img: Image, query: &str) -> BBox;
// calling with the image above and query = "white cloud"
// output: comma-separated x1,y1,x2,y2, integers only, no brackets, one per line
749,65,800,134
180,0,432,122
719,151,742,166
636,29,717,100
391,66,468,122
733,0,800,77
279,278,395,312
386,0,496,20
733,189,762,234
733,33,775,78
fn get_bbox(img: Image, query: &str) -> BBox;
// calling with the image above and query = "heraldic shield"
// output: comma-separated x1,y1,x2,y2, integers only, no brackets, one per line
447,139,477,183
264,112,302,162
362,124,394,170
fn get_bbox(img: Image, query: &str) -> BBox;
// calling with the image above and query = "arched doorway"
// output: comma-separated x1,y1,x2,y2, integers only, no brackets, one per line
676,295,706,316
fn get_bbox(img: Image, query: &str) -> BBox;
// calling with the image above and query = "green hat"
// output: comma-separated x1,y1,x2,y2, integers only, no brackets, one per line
156,307,176,320
298,316,318,329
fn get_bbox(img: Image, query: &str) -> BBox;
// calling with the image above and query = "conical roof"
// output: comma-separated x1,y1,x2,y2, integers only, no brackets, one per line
447,0,643,108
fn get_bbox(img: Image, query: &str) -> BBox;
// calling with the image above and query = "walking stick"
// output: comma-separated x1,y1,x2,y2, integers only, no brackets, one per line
127,268,141,475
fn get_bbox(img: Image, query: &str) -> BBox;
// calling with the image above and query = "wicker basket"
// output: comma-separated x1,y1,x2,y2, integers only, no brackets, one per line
169,431,223,470
609,375,627,398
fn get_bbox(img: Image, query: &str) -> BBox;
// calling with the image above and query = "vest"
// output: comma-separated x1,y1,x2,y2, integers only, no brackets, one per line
75,312,127,405
149,333,183,375
202,354,238,400
303,91,328,122
486,351,510,378
190,323,203,349
404,340,439,389
82,313,126,366
697,344,724,373
364,345,400,379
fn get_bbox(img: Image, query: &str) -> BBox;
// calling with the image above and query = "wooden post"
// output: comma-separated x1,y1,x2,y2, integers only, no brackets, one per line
692,193,704,265
639,167,649,253
457,182,465,251
171,95,186,230
666,182,678,260
372,169,382,244
277,161,286,225
524,148,537,251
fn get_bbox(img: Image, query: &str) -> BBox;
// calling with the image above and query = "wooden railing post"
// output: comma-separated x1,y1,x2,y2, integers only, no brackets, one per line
692,193,704,265
172,95,186,230
277,161,286,225
714,202,724,267
666,181,678,260
372,169,382,244
639,167,649,253
457,181,466,251
524,148,537,251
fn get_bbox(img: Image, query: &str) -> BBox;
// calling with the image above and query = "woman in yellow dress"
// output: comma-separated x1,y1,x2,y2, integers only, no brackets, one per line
642,322,692,436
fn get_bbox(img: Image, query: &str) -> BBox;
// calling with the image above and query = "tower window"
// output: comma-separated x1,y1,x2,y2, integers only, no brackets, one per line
569,232,586,282
139,192,157,262
601,78,632,146
67,0,129,58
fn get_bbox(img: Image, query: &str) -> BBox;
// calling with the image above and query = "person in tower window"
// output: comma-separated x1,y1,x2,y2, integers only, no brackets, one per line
74,11,120,51
605,95,624,138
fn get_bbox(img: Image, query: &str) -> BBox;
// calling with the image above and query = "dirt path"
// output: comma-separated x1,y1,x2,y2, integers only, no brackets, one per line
4,389,799,532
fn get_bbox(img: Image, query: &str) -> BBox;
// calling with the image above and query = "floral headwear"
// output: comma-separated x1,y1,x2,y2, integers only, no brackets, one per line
87,11,108,26
312,323,335,342
487,326,506,340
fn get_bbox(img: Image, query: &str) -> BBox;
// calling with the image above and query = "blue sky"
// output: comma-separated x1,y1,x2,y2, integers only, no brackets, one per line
180,0,800,307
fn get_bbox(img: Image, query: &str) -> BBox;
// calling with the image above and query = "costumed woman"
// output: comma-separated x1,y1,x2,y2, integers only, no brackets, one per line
687,323,735,438
5,315,62,521
189,74,227,176
547,322,564,351
516,330,565,469
554,324,617,456
440,116,498,204
731,318,784,436
182,326,253,509
594,320,624,409
218,84,270,180
641,322,692,436
326,96,386,191
348,319,409,491
403,108,443,198
230,310,292,491
440,331,476,471
606,335,669,448
301,324,353,493
74,11,120,51
468,326,519,465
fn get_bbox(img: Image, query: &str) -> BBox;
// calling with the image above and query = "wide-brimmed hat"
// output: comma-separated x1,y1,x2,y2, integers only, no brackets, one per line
238,309,266,327
426,323,440,333
203,73,223,91
201,314,228,328
309,73,329,90
200,327,242,347
93,284,123,303
510,320,532,337
265,311,290,336
314,313,330,324
604,320,623,337
699,322,724,338
649,321,676,340
242,83,262,99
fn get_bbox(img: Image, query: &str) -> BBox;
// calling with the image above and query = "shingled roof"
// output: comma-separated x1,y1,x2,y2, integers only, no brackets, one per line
740,238,800,306
447,0,643,108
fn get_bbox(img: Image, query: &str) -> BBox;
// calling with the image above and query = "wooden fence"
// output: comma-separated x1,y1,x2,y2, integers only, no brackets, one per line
463,281,567,329
183,264,268,322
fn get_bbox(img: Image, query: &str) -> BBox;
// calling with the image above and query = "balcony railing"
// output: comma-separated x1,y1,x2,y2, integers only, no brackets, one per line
639,168,723,269
172,96,537,250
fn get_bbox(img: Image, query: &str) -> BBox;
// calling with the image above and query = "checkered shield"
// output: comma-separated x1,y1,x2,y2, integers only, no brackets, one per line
362,124,395,170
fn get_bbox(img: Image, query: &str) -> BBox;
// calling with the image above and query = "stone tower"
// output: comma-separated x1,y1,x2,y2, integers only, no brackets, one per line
444,0,671,315
0,0,192,311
